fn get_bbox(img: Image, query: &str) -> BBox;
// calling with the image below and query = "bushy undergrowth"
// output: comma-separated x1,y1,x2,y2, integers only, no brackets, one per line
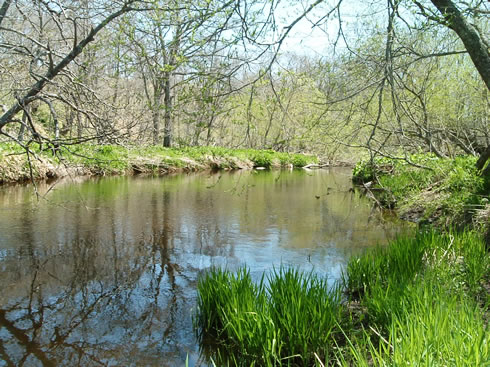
352,154,489,227
195,267,341,366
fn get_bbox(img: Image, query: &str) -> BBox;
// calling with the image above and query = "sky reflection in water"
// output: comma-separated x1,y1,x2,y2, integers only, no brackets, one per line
0,168,405,366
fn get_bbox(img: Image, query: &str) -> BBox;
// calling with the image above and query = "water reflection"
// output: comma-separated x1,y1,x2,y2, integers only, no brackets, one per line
0,168,404,366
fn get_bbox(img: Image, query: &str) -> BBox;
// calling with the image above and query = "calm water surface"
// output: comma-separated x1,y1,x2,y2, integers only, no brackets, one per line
0,168,404,366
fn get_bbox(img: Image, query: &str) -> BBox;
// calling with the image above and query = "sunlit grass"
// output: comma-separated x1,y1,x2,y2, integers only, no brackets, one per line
352,154,489,228
339,229,489,367
195,267,341,366
0,142,317,182
196,230,489,366
62,144,316,171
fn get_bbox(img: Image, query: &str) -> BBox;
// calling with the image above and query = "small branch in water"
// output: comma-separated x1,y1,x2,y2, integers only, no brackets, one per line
361,181,383,208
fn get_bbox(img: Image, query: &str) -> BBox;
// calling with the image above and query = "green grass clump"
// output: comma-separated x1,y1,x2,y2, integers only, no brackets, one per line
195,267,341,366
250,150,275,168
341,230,489,367
343,281,489,367
343,232,430,326
196,231,488,366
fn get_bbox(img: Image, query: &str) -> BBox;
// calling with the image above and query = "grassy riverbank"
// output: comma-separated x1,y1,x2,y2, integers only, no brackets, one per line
352,154,489,230
194,153,489,366
342,230,489,366
0,142,317,184
195,231,489,366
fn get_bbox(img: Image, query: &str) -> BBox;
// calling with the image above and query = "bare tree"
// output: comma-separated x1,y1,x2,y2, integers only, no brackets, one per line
0,0,145,142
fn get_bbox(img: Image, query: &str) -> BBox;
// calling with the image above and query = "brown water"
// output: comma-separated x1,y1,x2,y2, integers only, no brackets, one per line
0,168,404,366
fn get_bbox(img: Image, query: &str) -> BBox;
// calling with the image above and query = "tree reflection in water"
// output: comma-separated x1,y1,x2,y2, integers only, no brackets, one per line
0,232,201,366
0,190,203,366
0,169,406,366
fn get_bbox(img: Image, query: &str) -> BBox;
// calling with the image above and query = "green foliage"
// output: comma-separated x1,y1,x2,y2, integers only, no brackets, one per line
344,281,489,367
195,267,341,366
344,233,428,298
197,230,488,366
352,154,488,227
342,230,489,367
0,142,25,154
287,153,310,168
63,144,130,173
0,142,317,183
343,232,429,326
131,145,315,169
351,160,375,184
250,150,275,168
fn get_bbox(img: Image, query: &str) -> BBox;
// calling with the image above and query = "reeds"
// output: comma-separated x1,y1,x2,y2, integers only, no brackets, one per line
195,267,341,366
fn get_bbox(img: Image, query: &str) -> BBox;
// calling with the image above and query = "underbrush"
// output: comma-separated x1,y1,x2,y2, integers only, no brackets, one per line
195,231,489,366
352,154,489,228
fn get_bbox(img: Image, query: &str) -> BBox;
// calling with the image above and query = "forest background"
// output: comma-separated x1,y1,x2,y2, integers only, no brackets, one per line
0,0,488,173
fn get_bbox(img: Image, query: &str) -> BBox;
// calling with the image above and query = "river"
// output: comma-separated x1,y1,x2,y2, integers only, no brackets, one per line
0,168,403,366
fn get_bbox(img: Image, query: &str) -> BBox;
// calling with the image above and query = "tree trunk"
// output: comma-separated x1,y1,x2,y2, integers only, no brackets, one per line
163,74,172,147
17,109,28,142
430,0,490,172
0,0,12,27
476,146,490,176
430,0,490,91
152,85,162,145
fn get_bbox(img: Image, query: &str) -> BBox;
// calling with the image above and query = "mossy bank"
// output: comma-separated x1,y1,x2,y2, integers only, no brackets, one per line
0,143,317,185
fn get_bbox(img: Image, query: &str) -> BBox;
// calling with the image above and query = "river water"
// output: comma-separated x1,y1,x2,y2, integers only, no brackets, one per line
0,168,403,366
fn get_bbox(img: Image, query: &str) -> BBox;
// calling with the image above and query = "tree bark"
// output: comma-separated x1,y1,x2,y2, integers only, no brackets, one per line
429,0,490,173
0,0,12,27
476,145,490,175
152,85,162,145
430,0,490,91
18,110,28,142
163,74,172,147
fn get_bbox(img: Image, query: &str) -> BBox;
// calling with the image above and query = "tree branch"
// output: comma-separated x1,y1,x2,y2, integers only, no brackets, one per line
0,3,136,132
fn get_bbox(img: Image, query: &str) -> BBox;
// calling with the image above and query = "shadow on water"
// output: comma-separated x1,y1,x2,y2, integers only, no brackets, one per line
0,168,408,366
